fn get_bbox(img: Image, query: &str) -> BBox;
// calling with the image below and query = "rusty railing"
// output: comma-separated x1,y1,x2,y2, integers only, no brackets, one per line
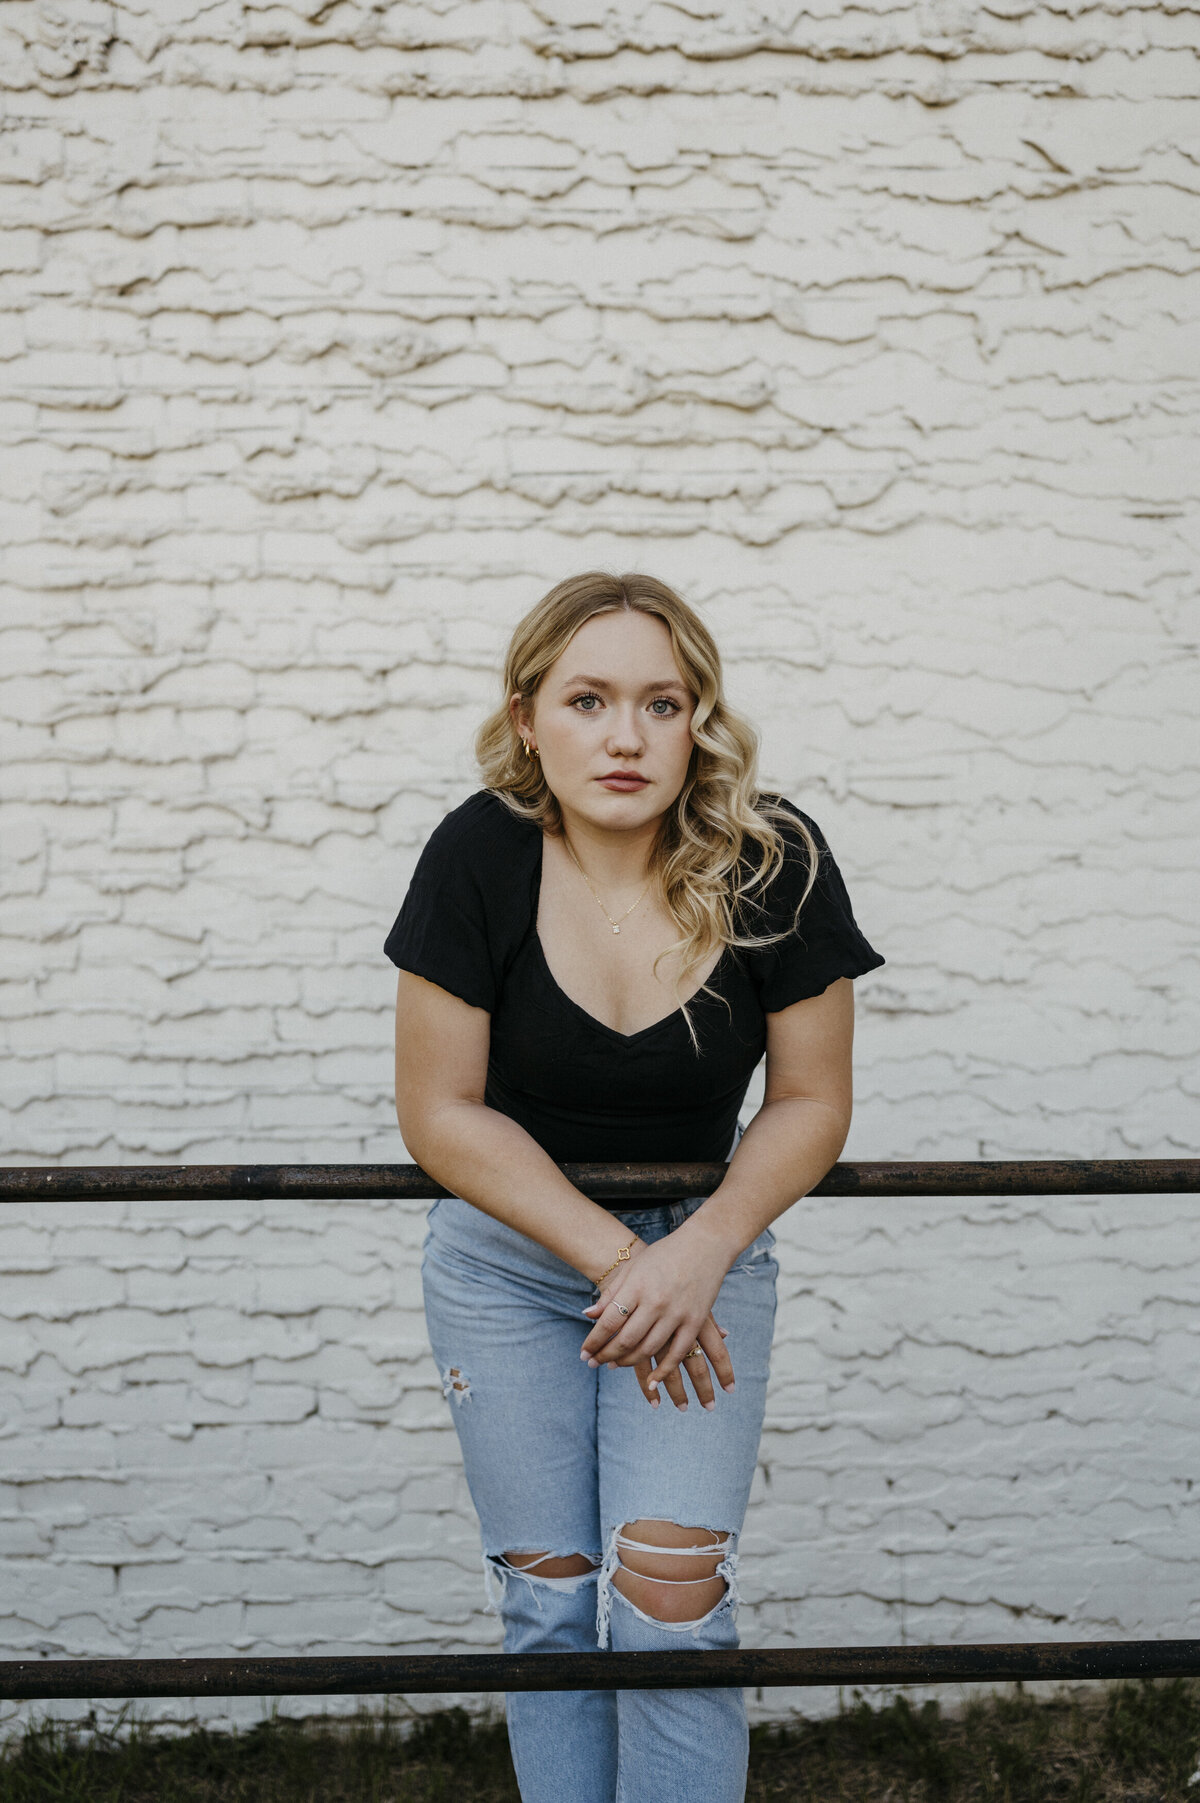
1,1156,1197,1700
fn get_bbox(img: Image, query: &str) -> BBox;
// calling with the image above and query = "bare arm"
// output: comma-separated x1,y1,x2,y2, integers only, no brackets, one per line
580,976,856,1386
394,969,639,1283
684,972,855,1262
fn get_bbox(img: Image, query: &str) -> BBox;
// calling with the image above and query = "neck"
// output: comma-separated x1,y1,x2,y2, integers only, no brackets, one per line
557,805,661,891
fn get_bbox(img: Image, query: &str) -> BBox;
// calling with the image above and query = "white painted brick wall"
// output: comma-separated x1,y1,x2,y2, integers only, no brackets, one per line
2,0,1198,1739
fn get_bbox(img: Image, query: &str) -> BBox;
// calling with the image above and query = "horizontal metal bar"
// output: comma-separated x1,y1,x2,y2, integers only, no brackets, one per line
3,1642,1199,1699
2,1160,1198,1206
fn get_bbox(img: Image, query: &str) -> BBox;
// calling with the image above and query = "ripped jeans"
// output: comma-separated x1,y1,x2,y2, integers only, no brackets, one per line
420,1151,778,1803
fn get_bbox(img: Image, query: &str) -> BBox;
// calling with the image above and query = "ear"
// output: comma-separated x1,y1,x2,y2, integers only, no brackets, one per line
508,693,532,738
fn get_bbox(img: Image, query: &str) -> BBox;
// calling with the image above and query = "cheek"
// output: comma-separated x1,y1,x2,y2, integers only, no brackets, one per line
667,718,696,767
648,724,694,796
538,713,593,766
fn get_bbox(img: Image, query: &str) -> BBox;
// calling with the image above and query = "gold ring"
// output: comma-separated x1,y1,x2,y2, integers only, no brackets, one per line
684,1344,704,1359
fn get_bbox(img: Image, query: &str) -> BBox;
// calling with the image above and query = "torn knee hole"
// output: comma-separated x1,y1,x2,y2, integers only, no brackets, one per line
441,1364,471,1403
616,1519,731,1570
608,1519,736,1624
484,1550,600,1610
502,1550,597,1579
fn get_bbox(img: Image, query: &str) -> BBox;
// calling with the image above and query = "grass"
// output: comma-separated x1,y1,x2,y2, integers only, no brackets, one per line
746,1679,1200,1801
1,1679,1198,1801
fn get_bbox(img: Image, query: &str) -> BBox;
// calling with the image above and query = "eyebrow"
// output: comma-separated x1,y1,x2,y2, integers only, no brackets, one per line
560,674,690,694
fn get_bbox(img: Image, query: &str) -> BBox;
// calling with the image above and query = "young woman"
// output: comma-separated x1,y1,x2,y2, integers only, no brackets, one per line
386,571,884,1803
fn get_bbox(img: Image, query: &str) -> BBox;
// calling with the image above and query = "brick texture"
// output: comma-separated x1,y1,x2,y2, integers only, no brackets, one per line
1,0,1198,1738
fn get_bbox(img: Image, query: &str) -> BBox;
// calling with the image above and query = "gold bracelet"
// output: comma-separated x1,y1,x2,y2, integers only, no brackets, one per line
593,1237,637,1289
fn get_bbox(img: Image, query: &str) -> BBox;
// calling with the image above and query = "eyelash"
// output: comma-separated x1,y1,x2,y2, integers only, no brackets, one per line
571,692,681,717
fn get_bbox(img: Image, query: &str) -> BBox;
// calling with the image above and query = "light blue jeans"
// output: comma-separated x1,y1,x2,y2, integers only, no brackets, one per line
419,1140,778,1803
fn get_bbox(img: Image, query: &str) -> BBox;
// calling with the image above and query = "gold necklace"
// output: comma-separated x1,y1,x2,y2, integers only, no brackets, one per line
562,836,651,936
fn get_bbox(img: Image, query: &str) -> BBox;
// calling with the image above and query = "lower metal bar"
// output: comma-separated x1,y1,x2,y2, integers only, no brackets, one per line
3,1643,1199,1699
2,1159,1199,1205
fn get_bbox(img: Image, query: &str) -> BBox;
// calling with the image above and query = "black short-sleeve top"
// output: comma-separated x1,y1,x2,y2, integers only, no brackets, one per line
384,790,883,1168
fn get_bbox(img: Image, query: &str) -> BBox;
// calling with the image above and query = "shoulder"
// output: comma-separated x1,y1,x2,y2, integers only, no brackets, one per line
385,791,539,994
419,788,540,871
736,794,884,1002
741,793,854,930
751,792,829,872
755,792,820,834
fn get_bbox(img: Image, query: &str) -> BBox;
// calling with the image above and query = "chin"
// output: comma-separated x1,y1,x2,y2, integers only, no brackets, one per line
593,791,667,825
572,787,654,819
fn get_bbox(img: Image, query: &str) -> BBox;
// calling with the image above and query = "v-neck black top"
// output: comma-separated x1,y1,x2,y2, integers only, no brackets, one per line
384,789,884,1168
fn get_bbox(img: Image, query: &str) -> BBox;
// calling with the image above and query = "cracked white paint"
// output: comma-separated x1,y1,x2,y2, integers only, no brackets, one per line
1,0,1198,1742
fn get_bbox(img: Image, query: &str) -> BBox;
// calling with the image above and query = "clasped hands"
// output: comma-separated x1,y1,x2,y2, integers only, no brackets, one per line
579,1227,736,1412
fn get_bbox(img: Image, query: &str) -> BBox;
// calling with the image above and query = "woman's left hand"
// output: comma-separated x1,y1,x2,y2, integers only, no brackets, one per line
580,1227,736,1400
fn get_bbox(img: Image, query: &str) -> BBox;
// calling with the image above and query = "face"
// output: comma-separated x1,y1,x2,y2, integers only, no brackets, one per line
511,610,697,835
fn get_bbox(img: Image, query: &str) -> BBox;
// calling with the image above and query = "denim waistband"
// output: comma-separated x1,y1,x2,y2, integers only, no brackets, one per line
601,1194,709,1233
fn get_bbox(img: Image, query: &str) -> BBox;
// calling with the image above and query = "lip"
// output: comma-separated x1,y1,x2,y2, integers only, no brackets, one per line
597,772,649,790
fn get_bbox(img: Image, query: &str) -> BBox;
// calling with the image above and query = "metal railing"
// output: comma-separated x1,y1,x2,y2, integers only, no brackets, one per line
2,1156,1198,1701
3,1157,1198,1205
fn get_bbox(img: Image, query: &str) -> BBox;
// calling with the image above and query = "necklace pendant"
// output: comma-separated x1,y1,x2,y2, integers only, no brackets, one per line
612,924,620,934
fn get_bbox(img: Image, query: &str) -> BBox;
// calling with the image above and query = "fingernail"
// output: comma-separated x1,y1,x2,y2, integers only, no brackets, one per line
723,1380,736,1392
580,1349,589,1359
648,1379,658,1391
678,1402,688,1411
587,1358,599,1369
703,1401,715,1411
650,1397,659,1408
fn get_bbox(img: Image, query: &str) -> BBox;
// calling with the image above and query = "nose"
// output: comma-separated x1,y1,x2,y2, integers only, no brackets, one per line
605,704,645,758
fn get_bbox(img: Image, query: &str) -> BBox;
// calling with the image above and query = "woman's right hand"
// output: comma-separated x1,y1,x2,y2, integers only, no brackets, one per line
579,1233,734,1411
633,1313,730,1412
581,1229,736,1408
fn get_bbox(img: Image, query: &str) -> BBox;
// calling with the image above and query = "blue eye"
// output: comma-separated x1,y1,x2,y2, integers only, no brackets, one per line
572,693,601,711
650,697,680,716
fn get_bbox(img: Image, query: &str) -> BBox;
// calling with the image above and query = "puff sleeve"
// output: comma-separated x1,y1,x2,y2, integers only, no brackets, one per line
742,799,885,1012
384,796,509,1012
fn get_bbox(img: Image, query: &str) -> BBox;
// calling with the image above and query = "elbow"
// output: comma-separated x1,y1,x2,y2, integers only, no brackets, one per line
771,1090,852,1165
395,1089,477,1176
822,1093,853,1163
393,1075,429,1163
395,1092,437,1170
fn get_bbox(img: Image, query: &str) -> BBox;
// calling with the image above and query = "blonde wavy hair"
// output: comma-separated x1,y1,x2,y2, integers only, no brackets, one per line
475,571,819,1048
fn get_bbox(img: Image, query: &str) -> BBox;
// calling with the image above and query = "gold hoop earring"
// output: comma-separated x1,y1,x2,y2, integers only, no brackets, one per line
523,739,539,761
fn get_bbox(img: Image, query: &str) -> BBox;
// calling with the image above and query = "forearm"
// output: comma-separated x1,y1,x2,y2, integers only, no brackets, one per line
681,1095,851,1267
402,1097,639,1284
